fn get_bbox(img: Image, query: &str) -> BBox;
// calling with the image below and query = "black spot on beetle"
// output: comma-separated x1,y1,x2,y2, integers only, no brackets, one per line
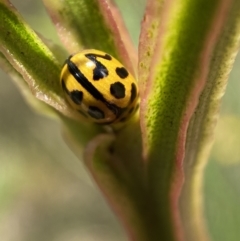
88,106,105,119
67,57,122,117
70,90,83,105
67,58,105,101
103,54,112,60
110,82,125,99
130,83,137,103
85,54,109,80
87,53,112,61
115,67,129,79
93,62,108,80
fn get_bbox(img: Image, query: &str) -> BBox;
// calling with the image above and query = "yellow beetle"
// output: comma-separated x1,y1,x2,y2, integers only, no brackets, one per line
60,49,139,124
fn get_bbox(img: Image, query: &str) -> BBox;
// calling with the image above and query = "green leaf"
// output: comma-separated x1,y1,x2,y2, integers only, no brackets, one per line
0,51,54,115
0,0,71,116
2,0,240,240
42,0,137,75
0,0,102,147
82,123,155,241
180,1,240,240
138,0,240,240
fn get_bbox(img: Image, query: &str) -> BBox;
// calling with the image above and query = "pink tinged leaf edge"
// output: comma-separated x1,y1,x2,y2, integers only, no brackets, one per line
96,0,137,76
0,46,58,108
138,0,167,93
43,0,137,77
0,0,78,120
0,51,55,116
138,0,175,159
138,0,237,240
138,1,186,240
83,134,148,241
180,0,240,240
42,0,83,54
1,46,83,121
139,4,184,235
171,0,235,240
0,0,87,121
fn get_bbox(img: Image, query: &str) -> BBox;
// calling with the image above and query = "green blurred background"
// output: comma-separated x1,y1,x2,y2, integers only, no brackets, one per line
0,1,239,241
